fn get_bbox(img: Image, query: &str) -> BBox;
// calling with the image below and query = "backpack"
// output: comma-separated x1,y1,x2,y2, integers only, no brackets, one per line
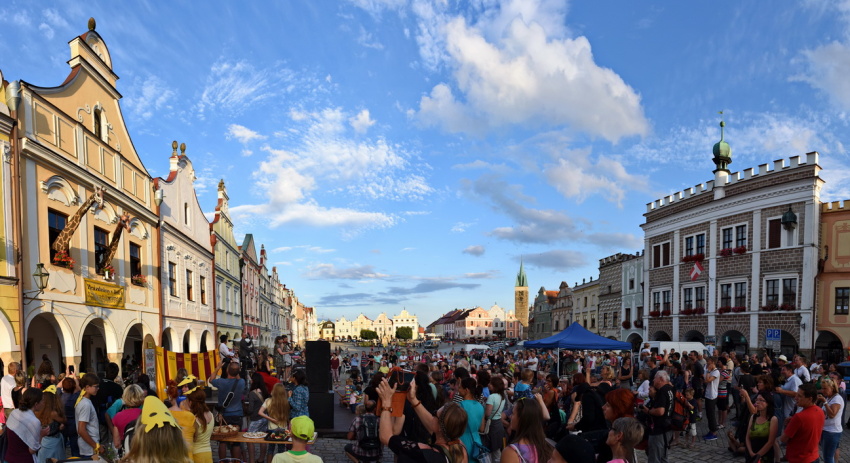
359,413,380,450
669,390,690,432
120,419,138,457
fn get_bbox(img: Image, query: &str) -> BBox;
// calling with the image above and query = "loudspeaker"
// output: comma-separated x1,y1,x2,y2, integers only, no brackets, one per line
308,392,334,429
306,340,331,392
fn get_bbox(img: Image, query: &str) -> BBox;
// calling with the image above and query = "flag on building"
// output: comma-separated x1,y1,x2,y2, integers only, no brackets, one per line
690,261,704,281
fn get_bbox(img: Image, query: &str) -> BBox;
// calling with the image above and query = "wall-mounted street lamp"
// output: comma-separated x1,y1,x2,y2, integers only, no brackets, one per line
154,188,165,207
23,263,50,303
781,206,798,231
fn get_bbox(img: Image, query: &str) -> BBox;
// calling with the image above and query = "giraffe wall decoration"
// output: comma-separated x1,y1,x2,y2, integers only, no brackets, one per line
100,211,131,273
52,186,105,254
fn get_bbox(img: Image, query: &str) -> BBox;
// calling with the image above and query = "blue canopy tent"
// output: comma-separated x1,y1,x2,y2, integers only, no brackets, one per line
525,322,632,376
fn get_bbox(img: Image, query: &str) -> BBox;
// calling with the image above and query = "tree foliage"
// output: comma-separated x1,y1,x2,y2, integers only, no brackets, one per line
396,326,413,340
360,329,379,340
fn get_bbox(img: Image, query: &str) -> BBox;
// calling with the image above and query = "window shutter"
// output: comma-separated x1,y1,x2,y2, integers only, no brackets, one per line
653,245,661,268
768,219,781,248
662,242,671,266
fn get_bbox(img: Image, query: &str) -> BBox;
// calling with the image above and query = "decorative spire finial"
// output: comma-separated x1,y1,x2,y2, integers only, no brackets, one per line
180,143,186,155
218,179,225,191
88,17,96,31
719,110,725,141
171,141,178,156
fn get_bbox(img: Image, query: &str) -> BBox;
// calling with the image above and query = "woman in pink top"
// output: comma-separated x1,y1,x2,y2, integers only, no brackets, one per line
112,385,145,450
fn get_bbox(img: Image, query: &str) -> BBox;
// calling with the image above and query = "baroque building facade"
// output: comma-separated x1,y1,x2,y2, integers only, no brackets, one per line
620,252,645,349
12,20,161,373
815,202,850,363
210,180,242,343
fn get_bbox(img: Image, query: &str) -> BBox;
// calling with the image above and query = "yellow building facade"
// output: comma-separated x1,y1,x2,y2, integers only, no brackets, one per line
9,20,161,374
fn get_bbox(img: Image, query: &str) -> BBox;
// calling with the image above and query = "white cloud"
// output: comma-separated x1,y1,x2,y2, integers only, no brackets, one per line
12,12,32,26
304,263,389,280
544,154,650,207
357,26,385,50
272,245,336,254
348,0,407,17
451,221,474,233
196,59,298,118
412,5,648,141
124,74,176,120
42,9,69,29
38,23,54,40
462,245,485,256
227,124,266,143
241,149,253,157
349,109,376,133
794,41,850,110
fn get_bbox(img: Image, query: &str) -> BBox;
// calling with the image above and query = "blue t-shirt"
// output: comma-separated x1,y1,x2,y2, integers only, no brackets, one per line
211,377,246,417
460,399,484,459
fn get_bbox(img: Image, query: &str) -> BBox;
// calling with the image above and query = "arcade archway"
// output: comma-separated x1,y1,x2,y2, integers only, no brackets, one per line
652,331,672,342
81,319,108,375
122,324,143,375
721,330,747,356
815,331,843,364
26,314,65,375
626,333,643,352
682,330,705,343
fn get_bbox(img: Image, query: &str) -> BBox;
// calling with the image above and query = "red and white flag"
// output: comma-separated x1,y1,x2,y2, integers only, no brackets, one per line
690,261,704,281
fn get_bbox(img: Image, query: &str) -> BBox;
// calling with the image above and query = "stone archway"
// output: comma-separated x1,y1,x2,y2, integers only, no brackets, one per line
122,324,144,375
81,319,108,375
26,314,65,375
652,331,672,341
720,330,748,356
682,330,705,343
815,330,844,365
162,327,175,352
626,333,643,352
200,330,212,352
780,330,799,358
182,329,197,353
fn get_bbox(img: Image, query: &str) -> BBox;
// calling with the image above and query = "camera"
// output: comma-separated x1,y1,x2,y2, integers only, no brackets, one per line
388,369,412,392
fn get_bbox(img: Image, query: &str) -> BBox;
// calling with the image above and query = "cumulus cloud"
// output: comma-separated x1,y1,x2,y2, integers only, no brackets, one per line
357,26,384,50
523,249,587,270
794,42,850,110
544,154,650,207
38,23,54,39
451,221,474,233
349,109,376,133
42,9,69,29
231,107,431,229
304,263,389,280
462,245,485,256
411,2,648,141
124,74,176,120
227,124,266,143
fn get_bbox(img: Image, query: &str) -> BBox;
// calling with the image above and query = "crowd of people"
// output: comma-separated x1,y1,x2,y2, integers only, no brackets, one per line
0,336,845,463
334,344,846,463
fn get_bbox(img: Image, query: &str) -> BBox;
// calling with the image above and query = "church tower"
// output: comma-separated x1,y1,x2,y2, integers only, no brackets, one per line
514,260,529,328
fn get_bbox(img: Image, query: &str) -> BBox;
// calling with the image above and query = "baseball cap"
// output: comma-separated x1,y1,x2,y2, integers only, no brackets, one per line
777,355,788,362
290,416,314,441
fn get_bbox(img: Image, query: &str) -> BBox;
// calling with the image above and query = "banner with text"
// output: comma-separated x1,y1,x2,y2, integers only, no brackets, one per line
84,278,125,309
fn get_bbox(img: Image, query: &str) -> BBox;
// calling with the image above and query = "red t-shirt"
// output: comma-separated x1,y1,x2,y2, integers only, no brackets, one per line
783,405,824,463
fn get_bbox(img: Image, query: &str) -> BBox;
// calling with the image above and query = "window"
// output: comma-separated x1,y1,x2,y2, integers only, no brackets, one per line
836,288,850,315
652,242,671,268
186,270,194,301
217,281,222,310
720,283,732,307
603,313,608,328
129,243,141,277
782,279,797,305
685,236,694,256
696,234,705,255
685,234,706,257
93,108,102,138
637,306,644,319
768,219,781,249
683,288,693,309
767,219,797,249
94,227,109,274
184,203,189,225
653,292,661,311
625,308,631,323
168,262,177,297
696,286,705,308
764,277,796,308
629,279,635,290
591,316,596,328
200,276,206,304
47,210,67,262
736,225,747,248
734,282,747,307
663,291,671,311
722,227,733,249
554,320,559,331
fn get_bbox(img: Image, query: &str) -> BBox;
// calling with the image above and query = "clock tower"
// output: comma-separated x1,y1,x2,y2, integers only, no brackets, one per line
515,260,529,328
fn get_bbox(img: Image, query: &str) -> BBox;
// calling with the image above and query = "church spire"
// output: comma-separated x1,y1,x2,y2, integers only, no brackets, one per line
515,258,528,287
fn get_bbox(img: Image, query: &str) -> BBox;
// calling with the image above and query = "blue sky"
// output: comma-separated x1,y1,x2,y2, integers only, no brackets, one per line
3,1,850,326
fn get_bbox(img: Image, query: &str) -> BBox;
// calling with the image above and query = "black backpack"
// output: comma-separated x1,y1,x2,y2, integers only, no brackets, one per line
359,413,380,450
119,420,138,458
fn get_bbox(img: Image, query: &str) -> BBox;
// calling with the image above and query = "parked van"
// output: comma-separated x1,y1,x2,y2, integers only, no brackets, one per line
643,341,709,357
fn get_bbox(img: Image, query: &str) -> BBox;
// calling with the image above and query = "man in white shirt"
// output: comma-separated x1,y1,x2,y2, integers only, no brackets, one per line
527,355,539,372
793,355,811,383
703,357,721,440
1,362,19,417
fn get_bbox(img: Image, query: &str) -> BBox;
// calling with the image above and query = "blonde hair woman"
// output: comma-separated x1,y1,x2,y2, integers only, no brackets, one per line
819,377,844,463
258,383,290,463
120,396,193,463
